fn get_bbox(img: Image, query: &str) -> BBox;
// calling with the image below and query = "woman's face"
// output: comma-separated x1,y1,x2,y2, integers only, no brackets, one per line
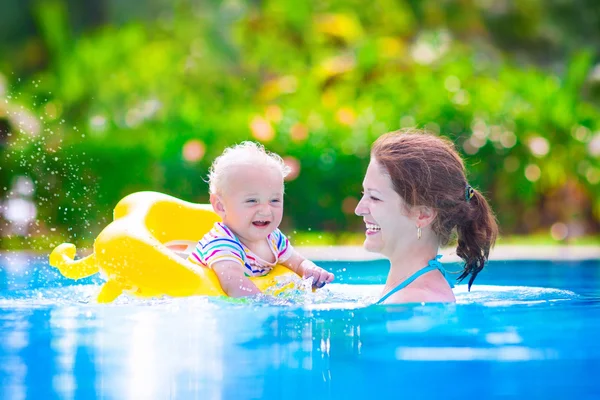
355,158,416,257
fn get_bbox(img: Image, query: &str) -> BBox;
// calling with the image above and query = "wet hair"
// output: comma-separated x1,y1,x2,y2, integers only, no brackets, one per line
371,128,498,290
208,141,291,195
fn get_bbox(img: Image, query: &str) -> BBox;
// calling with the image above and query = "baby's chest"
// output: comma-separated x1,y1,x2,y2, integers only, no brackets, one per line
245,242,276,265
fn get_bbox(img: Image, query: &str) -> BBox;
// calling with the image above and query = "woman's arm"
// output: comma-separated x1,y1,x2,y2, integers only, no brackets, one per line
211,261,261,297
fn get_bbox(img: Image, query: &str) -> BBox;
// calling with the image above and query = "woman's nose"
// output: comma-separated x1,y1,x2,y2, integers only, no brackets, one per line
355,197,368,216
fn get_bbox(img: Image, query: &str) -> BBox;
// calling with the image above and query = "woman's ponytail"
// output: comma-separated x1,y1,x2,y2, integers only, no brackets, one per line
456,189,498,290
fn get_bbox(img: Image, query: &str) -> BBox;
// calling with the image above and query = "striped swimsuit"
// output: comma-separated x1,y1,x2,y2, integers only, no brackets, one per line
188,222,293,277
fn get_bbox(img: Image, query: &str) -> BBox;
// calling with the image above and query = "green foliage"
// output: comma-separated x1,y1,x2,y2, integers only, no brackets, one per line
1,0,599,248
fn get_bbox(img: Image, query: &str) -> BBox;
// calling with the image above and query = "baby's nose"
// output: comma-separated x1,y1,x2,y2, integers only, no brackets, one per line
258,204,271,215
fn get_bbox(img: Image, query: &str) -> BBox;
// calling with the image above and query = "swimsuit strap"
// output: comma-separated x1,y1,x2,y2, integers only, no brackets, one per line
376,255,445,305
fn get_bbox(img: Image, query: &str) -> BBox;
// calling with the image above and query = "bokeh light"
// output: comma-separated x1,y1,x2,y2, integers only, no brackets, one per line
588,133,600,157
550,222,568,241
342,196,359,215
335,107,356,127
529,137,550,158
444,76,461,92
283,156,300,181
265,105,282,123
290,123,308,142
525,164,542,182
182,139,205,163
250,116,275,142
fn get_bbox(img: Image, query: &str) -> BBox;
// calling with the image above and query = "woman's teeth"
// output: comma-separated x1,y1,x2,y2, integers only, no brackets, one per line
366,223,381,231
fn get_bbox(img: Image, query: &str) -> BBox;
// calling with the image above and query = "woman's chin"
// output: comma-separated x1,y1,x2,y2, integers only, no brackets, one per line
362,238,383,253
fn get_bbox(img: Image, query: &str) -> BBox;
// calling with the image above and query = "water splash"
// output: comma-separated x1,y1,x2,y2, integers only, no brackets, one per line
0,282,582,311
0,75,101,252
455,284,579,306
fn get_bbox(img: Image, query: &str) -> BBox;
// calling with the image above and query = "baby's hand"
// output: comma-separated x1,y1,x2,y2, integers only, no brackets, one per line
300,260,334,289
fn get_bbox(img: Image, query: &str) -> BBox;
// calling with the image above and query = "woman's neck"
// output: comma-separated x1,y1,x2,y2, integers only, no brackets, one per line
384,237,439,291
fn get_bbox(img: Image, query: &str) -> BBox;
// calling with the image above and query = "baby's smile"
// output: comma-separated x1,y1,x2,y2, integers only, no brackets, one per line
252,220,271,228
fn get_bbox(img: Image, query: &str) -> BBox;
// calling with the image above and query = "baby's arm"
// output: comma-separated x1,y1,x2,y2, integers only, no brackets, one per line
211,261,262,297
280,251,335,288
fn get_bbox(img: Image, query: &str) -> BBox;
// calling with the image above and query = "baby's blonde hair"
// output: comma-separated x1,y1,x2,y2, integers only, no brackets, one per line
208,141,291,194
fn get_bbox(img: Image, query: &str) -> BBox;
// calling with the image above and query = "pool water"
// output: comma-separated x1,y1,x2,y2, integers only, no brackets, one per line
1,253,599,399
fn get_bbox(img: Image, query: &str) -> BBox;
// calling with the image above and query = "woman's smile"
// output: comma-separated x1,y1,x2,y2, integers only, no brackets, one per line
364,221,381,235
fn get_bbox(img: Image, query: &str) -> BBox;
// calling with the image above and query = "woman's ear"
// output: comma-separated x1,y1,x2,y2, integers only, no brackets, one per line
210,194,226,217
414,205,437,228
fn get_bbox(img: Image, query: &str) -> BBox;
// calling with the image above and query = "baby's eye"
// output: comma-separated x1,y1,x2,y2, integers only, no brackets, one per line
270,198,282,203
246,199,257,203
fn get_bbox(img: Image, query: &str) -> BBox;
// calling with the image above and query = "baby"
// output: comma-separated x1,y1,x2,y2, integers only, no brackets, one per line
187,141,334,297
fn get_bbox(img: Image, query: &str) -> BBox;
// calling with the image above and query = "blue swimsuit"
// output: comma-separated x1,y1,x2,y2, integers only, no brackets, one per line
376,255,448,304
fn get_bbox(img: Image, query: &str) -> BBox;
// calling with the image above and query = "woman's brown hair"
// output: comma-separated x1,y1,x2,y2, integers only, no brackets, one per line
371,128,498,289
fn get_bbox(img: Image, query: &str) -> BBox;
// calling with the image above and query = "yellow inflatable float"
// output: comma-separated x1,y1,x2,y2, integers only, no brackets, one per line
49,191,298,303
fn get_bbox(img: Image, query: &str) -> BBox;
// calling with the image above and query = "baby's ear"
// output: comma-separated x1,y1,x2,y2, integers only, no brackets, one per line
210,194,226,216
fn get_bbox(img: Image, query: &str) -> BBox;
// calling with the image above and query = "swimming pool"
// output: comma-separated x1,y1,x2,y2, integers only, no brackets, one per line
1,253,599,399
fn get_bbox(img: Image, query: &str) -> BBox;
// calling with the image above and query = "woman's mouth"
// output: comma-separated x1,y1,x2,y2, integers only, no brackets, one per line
365,222,381,235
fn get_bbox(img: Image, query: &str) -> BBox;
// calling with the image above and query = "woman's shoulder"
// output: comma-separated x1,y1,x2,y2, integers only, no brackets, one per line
384,284,455,304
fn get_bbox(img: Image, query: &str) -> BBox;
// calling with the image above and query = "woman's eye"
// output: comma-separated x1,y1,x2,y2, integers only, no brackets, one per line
362,191,380,201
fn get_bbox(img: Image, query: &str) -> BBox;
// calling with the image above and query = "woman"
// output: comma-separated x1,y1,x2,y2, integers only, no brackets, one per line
355,129,498,304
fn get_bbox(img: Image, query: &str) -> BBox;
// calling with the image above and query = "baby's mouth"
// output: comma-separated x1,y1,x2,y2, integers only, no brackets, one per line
252,220,271,227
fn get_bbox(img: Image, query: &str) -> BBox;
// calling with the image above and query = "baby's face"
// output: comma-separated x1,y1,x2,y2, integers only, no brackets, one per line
215,164,285,245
